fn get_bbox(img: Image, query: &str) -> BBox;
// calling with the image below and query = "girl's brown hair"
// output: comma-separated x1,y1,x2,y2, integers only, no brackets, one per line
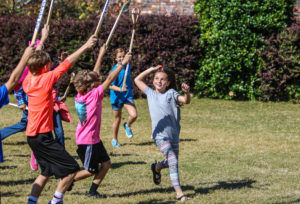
27,50,51,73
73,70,101,95
154,67,177,91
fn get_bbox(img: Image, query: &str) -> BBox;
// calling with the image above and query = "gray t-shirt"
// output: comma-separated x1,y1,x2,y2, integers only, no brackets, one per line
145,86,181,143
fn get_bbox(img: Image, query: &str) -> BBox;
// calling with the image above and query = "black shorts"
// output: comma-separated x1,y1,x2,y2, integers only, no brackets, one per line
27,132,80,178
76,141,110,173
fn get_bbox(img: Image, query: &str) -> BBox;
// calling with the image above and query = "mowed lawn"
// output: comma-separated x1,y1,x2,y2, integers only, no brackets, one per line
0,95,299,204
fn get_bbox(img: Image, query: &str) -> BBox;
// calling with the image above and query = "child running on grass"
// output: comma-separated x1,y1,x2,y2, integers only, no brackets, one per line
0,26,71,171
109,48,137,148
134,66,191,202
23,34,97,204
71,45,132,198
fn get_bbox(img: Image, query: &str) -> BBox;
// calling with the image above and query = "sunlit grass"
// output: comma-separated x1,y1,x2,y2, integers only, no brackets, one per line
0,96,299,203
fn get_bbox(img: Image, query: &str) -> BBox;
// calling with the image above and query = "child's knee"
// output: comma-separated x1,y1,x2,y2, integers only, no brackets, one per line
101,160,111,170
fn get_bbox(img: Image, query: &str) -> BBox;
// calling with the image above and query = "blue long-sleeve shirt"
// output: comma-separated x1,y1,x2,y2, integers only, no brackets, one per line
14,87,28,106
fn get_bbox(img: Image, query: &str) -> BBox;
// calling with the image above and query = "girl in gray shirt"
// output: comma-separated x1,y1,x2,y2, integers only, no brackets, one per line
134,65,190,202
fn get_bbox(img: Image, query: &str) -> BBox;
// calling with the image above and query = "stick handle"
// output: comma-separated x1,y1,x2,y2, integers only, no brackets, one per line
31,0,48,45
63,84,71,99
62,73,75,99
46,0,55,26
121,63,130,91
94,0,110,36
8,103,28,110
105,4,126,47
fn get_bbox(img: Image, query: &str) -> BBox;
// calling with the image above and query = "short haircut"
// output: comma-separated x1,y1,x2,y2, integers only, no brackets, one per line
73,70,101,95
27,50,51,73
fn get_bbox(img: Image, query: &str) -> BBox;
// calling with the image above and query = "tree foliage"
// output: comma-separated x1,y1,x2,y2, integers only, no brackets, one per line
194,0,295,100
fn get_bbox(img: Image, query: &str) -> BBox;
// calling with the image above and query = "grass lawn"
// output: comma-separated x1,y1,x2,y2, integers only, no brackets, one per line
0,95,299,203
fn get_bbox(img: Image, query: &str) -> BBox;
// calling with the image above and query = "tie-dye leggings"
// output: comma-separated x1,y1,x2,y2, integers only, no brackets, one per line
155,139,180,189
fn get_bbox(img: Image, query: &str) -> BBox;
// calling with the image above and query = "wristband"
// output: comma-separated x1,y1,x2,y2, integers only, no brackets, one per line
119,62,124,67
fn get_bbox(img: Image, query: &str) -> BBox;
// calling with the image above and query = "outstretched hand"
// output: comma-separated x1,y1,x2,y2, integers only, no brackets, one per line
60,51,69,61
181,83,190,93
85,35,98,49
121,52,132,65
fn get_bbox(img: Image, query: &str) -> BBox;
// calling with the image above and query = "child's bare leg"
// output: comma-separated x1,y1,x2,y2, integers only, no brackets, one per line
30,175,49,197
74,169,94,181
112,110,122,141
93,160,111,185
124,103,137,126
56,172,75,193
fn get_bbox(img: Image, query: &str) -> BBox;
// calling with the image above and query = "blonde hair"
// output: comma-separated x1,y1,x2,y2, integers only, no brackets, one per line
113,48,125,60
73,70,101,95
27,50,51,73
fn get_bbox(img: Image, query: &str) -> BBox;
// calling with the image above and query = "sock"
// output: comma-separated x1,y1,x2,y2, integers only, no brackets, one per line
89,182,99,194
51,191,64,204
27,195,38,204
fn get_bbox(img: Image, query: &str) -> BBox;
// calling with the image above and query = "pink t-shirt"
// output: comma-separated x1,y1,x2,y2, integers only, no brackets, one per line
75,85,104,145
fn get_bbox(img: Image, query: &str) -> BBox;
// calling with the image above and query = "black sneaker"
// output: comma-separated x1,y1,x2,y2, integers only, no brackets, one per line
67,181,74,191
85,191,106,199
48,201,63,204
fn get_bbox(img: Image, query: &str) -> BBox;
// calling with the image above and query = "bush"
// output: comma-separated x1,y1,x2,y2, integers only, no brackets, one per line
0,14,200,97
258,23,300,102
194,0,295,100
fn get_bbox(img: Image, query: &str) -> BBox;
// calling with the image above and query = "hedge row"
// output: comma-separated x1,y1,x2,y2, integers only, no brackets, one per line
194,0,295,100
258,23,299,102
0,14,200,97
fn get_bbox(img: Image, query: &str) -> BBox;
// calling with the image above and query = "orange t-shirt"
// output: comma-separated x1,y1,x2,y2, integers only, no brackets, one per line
23,59,72,136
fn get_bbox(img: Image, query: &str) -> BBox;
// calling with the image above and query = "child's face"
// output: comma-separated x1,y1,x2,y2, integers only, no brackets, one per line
115,51,125,64
153,72,170,93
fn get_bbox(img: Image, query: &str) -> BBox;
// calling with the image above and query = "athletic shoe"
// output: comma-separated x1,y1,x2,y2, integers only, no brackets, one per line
111,139,120,148
67,181,74,191
30,152,38,171
48,201,63,204
123,122,133,138
85,191,106,199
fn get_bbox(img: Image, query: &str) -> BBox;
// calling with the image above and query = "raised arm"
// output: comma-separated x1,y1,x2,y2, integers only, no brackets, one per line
5,45,34,93
101,52,132,91
93,44,107,74
66,35,97,65
134,66,160,93
36,24,49,51
177,83,191,104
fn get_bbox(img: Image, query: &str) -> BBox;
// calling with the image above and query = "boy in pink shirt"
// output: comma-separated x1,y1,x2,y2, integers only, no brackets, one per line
71,45,132,198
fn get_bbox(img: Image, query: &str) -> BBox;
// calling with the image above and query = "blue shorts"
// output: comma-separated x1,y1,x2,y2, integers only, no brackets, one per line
111,100,134,111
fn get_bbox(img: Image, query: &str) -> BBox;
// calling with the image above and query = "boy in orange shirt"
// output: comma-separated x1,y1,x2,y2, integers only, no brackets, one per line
23,34,97,204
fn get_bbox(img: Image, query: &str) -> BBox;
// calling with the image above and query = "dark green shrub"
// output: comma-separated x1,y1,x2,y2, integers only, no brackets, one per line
0,14,200,97
258,23,299,102
194,0,295,100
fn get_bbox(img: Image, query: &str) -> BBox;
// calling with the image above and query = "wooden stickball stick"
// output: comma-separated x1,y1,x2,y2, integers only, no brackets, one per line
94,0,110,36
105,0,131,47
31,0,48,45
121,8,140,91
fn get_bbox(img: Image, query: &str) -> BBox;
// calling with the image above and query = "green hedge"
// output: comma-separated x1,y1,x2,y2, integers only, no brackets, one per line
194,0,295,100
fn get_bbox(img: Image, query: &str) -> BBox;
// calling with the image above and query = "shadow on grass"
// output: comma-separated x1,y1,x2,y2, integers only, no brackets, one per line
138,198,176,204
109,153,139,157
196,179,256,194
1,192,18,198
0,165,18,170
3,141,27,145
111,161,146,169
272,196,300,204
109,185,195,198
0,178,35,186
123,138,197,147
11,154,30,158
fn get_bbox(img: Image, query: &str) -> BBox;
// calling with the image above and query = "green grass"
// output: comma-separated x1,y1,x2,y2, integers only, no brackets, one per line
0,96,299,203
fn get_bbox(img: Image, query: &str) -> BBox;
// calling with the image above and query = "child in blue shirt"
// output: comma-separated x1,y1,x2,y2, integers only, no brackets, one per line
109,48,137,147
